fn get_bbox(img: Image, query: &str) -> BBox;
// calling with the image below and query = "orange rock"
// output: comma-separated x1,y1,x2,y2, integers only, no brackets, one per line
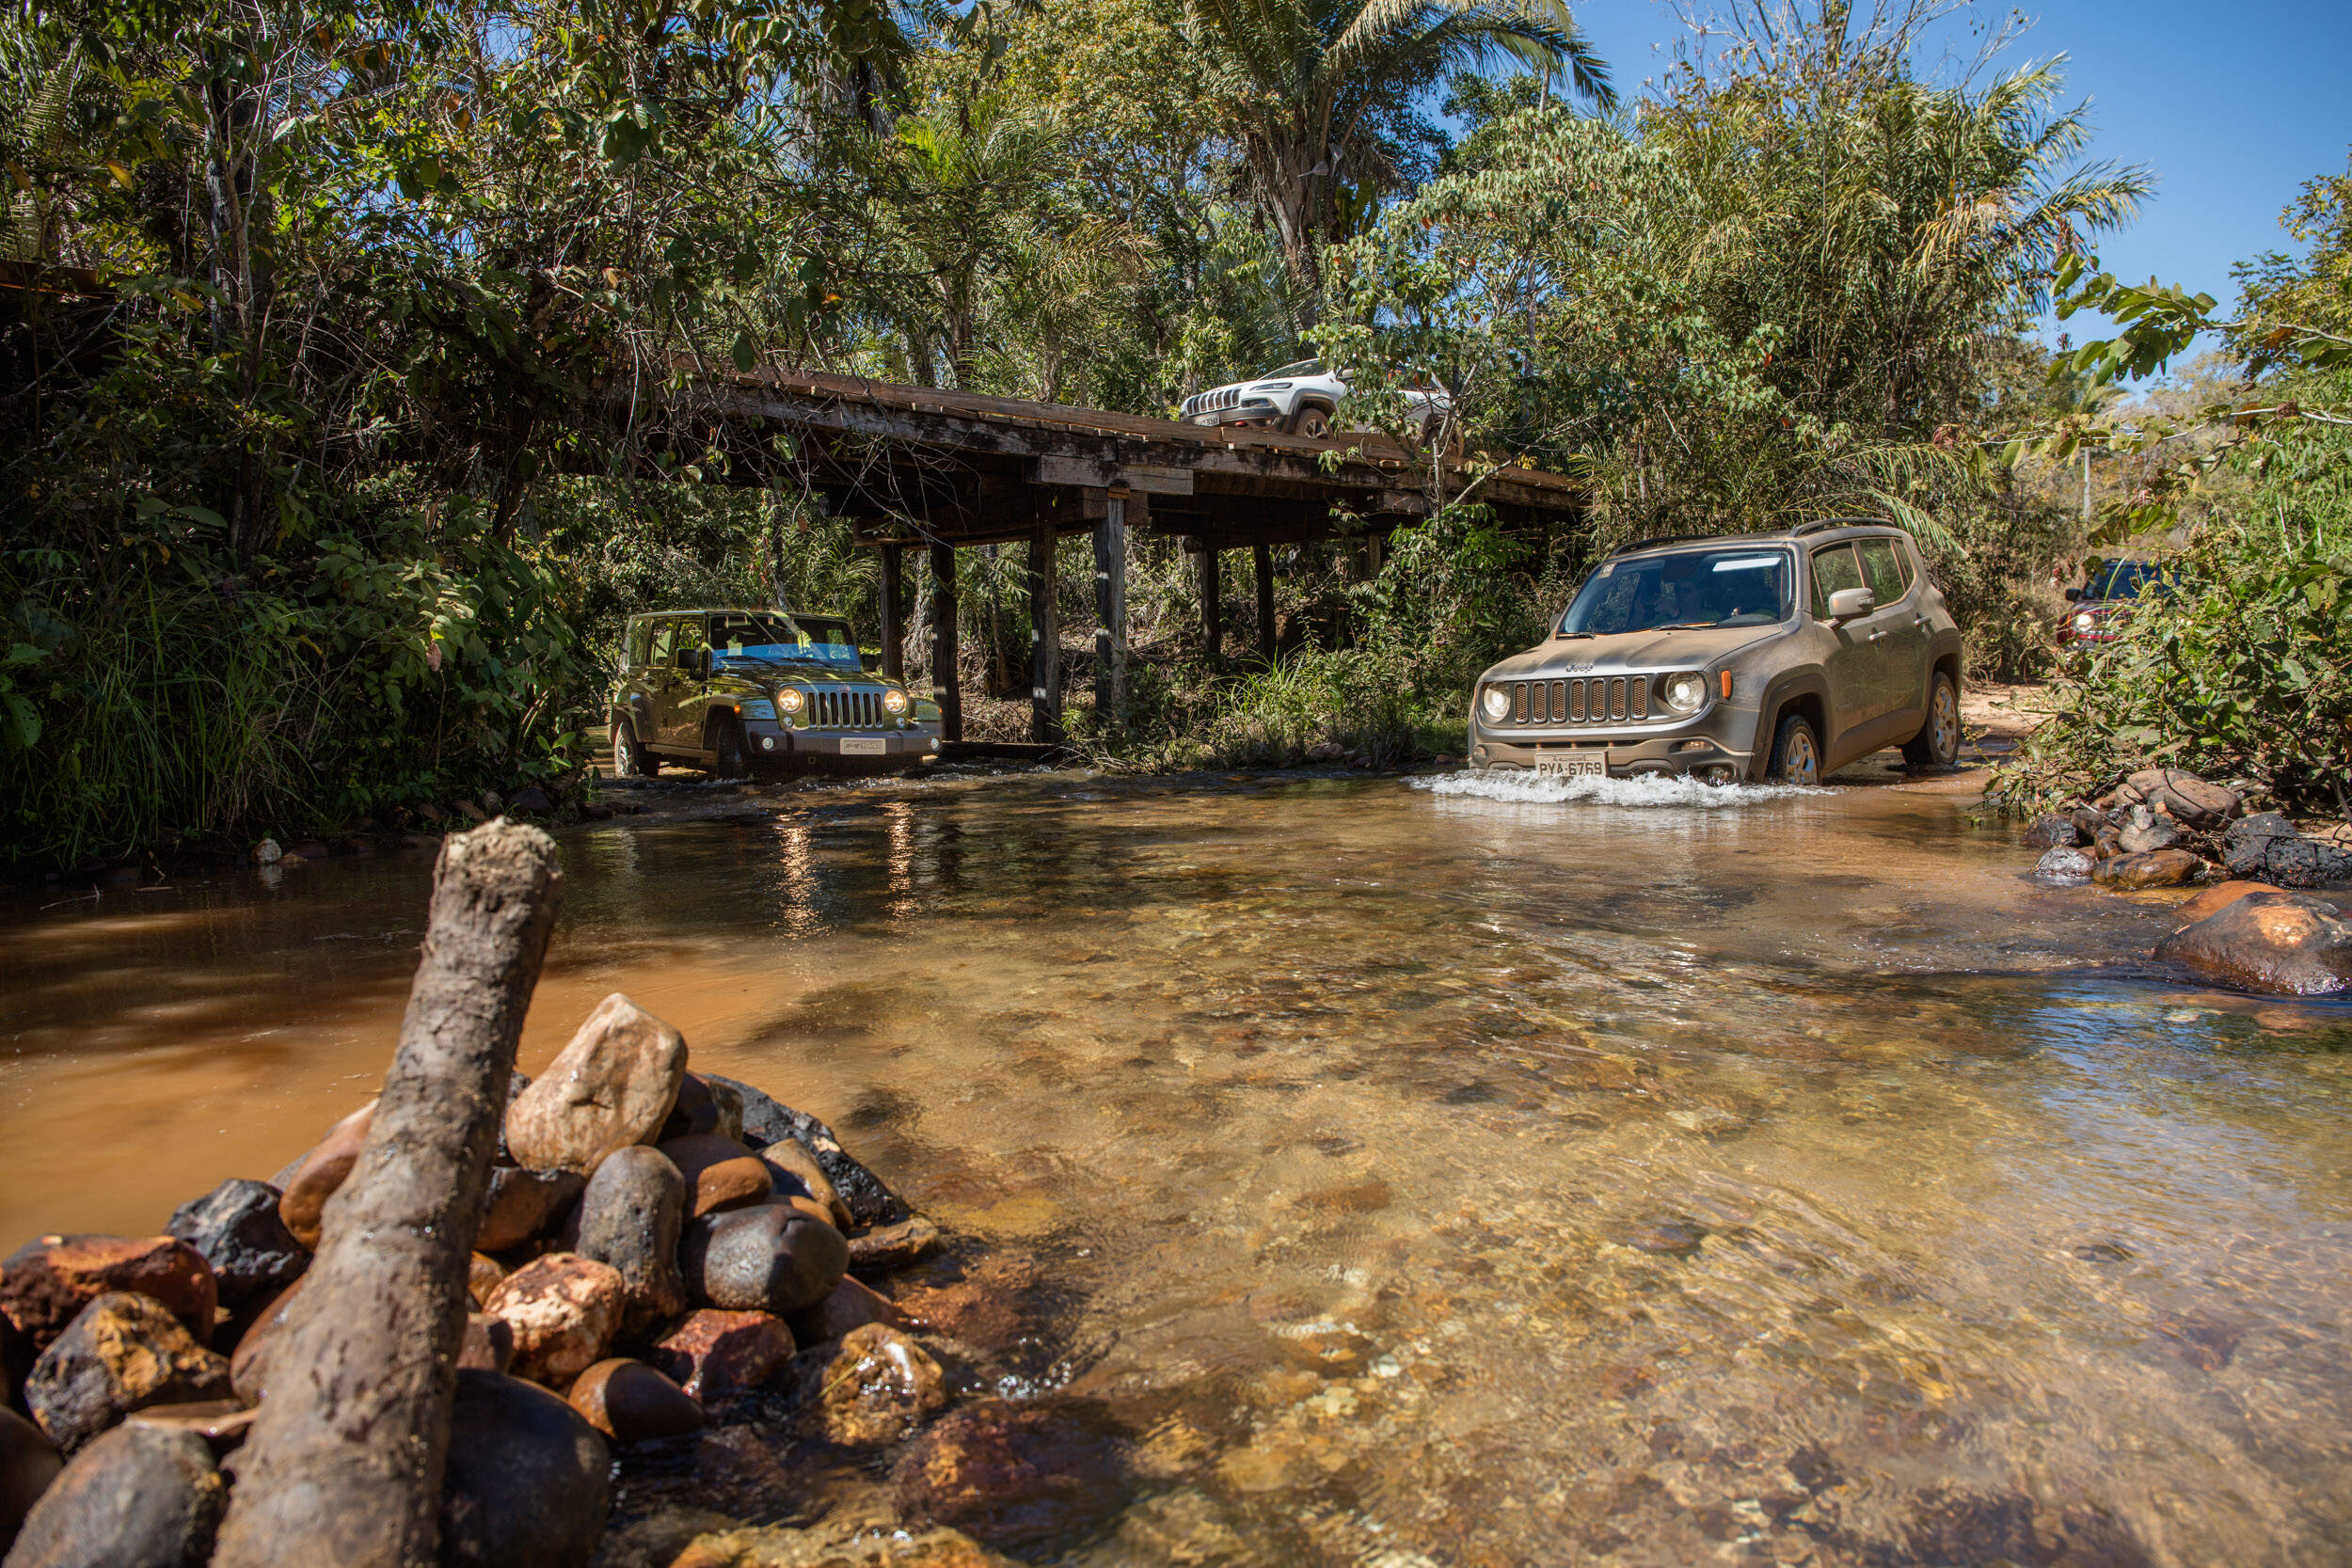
811,1323,946,1446
2155,892,2352,996
2169,879,2272,929
0,1235,218,1352
481,1253,626,1386
229,1278,302,1404
658,1135,773,1220
645,1309,794,1402
2091,848,2201,890
565,1357,705,1443
277,1101,376,1249
756,1139,852,1230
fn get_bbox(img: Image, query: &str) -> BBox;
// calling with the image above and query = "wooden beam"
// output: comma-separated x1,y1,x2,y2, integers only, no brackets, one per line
1200,547,1222,671
1093,495,1127,728
1028,521,1061,745
930,541,961,742
878,543,905,682
1253,542,1277,664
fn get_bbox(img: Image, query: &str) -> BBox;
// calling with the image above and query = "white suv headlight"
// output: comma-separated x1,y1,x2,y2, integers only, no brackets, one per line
1480,685,1512,721
883,688,910,715
776,688,806,716
1661,672,1708,715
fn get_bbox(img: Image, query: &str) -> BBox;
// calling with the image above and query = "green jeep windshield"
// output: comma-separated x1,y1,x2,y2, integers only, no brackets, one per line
1559,546,1795,637
707,612,863,672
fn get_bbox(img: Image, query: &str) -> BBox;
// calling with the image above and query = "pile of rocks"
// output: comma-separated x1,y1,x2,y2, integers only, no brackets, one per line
2021,768,2352,894
0,993,963,1568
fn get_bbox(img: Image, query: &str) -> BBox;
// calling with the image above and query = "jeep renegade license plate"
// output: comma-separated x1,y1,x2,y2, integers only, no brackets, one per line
839,737,887,756
1534,755,1605,779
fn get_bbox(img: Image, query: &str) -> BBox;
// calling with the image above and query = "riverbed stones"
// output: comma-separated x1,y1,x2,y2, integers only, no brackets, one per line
24,1293,233,1453
0,1237,217,1353
707,1075,906,1227
2154,891,2352,997
659,1135,773,1220
571,1146,687,1344
2091,848,2201,890
276,1100,376,1249
503,993,688,1174
478,1166,588,1253
122,1401,255,1455
2170,880,2272,928
226,1279,299,1404
0,1409,62,1554
645,1310,794,1402
459,1313,516,1374
3,1423,226,1568
564,1358,707,1444
787,1276,904,1351
2223,814,2352,887
660,1074,745,1143
164,1180,305,1311
469,1252,506,1306
682,1202,849,1316
757,1139,852,1231
2030,846,2094,885
894,1398,1131,1555
2021,815,2080,849
2118,805,2181,855
440,1370,612,1568
2120,768,2243,829
848,1216,945,1275
480,1254,626,1386
812,1324,946,1446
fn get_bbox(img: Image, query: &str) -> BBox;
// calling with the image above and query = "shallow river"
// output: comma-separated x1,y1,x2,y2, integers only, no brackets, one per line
4,768,2349,1566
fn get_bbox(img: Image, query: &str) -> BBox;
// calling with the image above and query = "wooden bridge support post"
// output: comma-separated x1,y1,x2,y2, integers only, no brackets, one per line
1200,547,1222,671
930,541,961,741
1253,542,1277,665
1028,521,1062,744
1093,495,1128,728
878,543,905,683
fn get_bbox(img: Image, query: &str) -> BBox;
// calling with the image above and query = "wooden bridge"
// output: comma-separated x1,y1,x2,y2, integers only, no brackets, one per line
647,360,1584,743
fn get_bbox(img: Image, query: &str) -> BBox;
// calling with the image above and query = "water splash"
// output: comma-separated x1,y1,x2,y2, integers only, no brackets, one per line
1412,768,1829,808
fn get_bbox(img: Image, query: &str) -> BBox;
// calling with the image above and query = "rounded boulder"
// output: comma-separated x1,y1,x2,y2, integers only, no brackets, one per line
503,993,687,1174
681,1202,849,1316
481,1253,626,1386
164,1180,307,1310
657,1134,773,1220
564,1358,707,1444
277,1101,376,1250
24,1294,232,1453
2153,891,2352,997
440,1370,612,1568
477,1166,588,1253
4,1422,226,1568
1,1407,63,1555
571,1146,688,1345
644,1309,794,1402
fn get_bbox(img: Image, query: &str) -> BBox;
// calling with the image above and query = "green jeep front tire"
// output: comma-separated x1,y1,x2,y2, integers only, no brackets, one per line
612,717,659,778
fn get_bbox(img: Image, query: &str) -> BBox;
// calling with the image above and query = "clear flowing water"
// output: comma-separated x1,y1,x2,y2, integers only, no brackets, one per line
3,769,2348,1566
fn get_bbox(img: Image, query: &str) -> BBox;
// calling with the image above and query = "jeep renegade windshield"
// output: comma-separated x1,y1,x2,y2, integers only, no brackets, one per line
707,612,863,671
1559,546,1795,637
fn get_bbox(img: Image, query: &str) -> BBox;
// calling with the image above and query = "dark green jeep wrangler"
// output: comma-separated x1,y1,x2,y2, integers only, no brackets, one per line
608,608,941,777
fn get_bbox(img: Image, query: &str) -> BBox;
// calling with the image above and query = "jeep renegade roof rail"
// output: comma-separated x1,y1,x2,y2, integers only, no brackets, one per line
1609,533,1733,556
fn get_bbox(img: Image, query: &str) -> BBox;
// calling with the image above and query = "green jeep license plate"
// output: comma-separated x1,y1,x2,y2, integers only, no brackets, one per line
839,736,886,756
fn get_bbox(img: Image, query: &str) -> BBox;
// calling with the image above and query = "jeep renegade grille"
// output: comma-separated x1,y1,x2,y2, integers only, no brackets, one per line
1507,675,1648,725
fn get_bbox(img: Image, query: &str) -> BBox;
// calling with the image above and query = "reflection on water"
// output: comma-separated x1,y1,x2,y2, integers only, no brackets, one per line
4,771,2350,1565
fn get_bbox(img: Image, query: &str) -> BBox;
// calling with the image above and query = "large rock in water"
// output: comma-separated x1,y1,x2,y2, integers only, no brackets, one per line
504,994,688,1174
812,1323,946,1446
2120,768,2243,830
440,1370,612,1568
894,1399,1131,1556
2090,848,2201,890
2154,891,2352,997
480,1254,625,1386
164,1180,306,1310
3,1423,226,1568
572,1147,688,1345
0,1408,63,1555
0,1238,216,1354
682,1203,848,1316
707,1075,906,1227
2222,814,2352,888
24,1293,233,1453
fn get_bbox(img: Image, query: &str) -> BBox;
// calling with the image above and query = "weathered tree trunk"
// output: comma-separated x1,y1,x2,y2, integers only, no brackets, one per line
212,821,564,1568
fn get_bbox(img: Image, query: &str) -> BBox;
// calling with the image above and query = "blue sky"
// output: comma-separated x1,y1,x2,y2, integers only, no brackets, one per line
1572,1,2352,346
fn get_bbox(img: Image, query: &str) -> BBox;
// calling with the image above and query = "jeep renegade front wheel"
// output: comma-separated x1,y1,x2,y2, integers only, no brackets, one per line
612,717,659,778
1767,712,1822,786
1901,670,1961,769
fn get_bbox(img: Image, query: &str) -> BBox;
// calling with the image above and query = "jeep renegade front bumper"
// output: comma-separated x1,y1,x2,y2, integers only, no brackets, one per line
1467,700,1766,780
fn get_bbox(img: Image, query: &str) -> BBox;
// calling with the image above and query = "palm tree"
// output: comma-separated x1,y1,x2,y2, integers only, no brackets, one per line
1188,0,1613,325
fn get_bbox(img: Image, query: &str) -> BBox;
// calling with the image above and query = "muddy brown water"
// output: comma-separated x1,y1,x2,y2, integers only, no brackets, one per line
3,767,2348,1566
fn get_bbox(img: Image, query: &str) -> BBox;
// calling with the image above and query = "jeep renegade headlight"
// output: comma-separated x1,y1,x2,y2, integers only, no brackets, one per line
1662,672,1708,715
883,688,910,715
776,688,806,716
1480,685,1511,721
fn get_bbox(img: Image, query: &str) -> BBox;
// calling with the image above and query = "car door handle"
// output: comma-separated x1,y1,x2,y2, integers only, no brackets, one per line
1914,615,1930,629
1867,628,1886,641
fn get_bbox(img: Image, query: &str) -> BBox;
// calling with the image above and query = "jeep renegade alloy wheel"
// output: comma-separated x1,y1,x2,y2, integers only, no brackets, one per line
1768,713,1821,785
1901,671,1961,768
611,718,658,778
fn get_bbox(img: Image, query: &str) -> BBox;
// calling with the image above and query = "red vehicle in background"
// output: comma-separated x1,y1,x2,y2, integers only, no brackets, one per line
2057,558,2175,655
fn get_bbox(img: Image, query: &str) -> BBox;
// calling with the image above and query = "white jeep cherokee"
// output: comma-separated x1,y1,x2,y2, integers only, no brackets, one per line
1179,359,1451,441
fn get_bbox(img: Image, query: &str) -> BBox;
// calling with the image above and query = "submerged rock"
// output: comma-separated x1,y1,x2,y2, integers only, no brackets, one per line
812,1323,946,1446
163,1180,306,1311
24,1293,233,1452
3,1423,226,1568
894,1398,1131,1556
682,1203,848,1316
2030,846,2094,886
2169,879,2273,929
504,994,688,1174
440,1370,612,1568
0,1238,217,1354
481,1254,625,1386
2154,891,2352,997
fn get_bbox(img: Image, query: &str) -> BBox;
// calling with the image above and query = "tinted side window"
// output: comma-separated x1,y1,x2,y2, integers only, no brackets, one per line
1809,545,1865,617
1857,538,1906,604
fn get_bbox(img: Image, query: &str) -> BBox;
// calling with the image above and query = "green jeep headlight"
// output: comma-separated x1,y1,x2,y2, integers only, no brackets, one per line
776,688,806,716
883,688,910,716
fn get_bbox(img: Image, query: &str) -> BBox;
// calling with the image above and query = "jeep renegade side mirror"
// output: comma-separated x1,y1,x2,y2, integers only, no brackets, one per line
1826,587,1875,622
2063,586,2082,602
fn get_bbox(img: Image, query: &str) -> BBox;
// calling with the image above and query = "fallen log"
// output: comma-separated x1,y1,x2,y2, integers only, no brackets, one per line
212,821,563,1568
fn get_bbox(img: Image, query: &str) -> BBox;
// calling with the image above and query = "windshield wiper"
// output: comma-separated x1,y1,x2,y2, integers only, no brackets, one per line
1554,631,1595,641
1652,622,1727,631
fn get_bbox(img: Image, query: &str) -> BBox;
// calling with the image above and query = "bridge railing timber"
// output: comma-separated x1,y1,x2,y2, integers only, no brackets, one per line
645,358,1584,746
